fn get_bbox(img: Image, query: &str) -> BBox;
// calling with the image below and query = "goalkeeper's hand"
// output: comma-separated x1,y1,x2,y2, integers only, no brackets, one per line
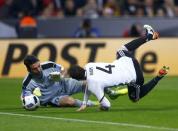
76,104,87,112
33,87,42,97
49,71,61,81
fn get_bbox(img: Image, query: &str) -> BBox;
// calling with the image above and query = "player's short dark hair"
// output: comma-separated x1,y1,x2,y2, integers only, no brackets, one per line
24,55,39,72
68,65,86,80
82,18,91,28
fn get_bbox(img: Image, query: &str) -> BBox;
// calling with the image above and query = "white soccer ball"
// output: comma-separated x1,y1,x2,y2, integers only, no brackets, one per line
22,94,40,111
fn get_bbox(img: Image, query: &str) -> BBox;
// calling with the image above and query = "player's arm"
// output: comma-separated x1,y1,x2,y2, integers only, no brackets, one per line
21,79,40,99
77,85,90,111
21,88,32,99
21,76,33,98
21,85,34,102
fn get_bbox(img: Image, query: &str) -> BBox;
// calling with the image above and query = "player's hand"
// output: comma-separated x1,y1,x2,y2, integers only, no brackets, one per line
49,71,61,81
33,87,42,97
76,104,87,112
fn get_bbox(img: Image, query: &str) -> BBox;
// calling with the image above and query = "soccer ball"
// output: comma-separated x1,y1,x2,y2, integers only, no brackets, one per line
22,94,40,111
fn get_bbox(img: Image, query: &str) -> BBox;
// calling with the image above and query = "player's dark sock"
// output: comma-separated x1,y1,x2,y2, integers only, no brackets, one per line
139,76,163,99
128,76,164,102
128,83,141,102
125,36,147,52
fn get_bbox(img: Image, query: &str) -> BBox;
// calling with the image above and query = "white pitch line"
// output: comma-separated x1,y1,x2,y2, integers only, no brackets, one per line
0,112,178,131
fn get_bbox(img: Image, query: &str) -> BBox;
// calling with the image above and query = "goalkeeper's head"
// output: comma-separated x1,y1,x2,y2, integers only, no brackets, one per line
24,55,41,75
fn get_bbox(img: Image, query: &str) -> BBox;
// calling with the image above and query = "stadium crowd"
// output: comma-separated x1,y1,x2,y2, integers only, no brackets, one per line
1,0,178,19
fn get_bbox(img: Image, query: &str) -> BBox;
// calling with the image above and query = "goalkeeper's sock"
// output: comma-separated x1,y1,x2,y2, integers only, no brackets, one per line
74,99,83,107
74,99,99,107
87,100,99,107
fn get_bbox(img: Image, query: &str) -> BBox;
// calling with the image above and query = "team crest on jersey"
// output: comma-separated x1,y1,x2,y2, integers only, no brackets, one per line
89,67,93,75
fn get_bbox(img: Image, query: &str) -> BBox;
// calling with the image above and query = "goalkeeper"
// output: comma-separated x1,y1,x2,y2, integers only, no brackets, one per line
21,55,98,108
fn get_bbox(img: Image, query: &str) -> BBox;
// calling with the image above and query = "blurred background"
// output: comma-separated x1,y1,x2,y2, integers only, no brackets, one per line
0,0,178,77
1,0,178,38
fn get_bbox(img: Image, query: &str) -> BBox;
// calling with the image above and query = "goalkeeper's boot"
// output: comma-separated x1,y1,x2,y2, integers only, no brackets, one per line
158,66,169,77
106,87,128,100
144,24,159,41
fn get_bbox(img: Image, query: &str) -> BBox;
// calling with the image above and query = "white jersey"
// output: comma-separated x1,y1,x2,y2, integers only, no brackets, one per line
85,56,136,88
83,56,137,108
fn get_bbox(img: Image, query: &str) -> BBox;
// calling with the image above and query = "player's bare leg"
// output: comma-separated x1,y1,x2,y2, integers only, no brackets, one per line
59,96,99,107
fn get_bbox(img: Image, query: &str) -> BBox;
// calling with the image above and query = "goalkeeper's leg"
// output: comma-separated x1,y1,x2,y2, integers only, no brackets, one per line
58,96,99,107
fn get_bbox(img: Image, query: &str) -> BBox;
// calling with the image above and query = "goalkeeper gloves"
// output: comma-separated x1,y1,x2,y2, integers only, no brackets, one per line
49,71,61,81
33,87,42,97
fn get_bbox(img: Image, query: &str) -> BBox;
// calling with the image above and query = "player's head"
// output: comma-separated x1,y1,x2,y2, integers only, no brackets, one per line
24,55,41,75
82,18,91,29
68,65,86,80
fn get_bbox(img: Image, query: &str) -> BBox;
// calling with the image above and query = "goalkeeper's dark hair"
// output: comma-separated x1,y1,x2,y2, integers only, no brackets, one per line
24,55,39,72
68,65,86,80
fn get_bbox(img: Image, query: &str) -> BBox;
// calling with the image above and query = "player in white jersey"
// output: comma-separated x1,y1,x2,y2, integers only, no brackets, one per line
77,25,169,111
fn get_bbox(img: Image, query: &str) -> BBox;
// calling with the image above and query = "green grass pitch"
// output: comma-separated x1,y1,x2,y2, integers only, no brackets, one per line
0,76,178,131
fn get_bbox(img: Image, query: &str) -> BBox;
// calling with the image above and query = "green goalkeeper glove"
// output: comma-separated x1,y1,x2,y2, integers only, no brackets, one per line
49,71,61,81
